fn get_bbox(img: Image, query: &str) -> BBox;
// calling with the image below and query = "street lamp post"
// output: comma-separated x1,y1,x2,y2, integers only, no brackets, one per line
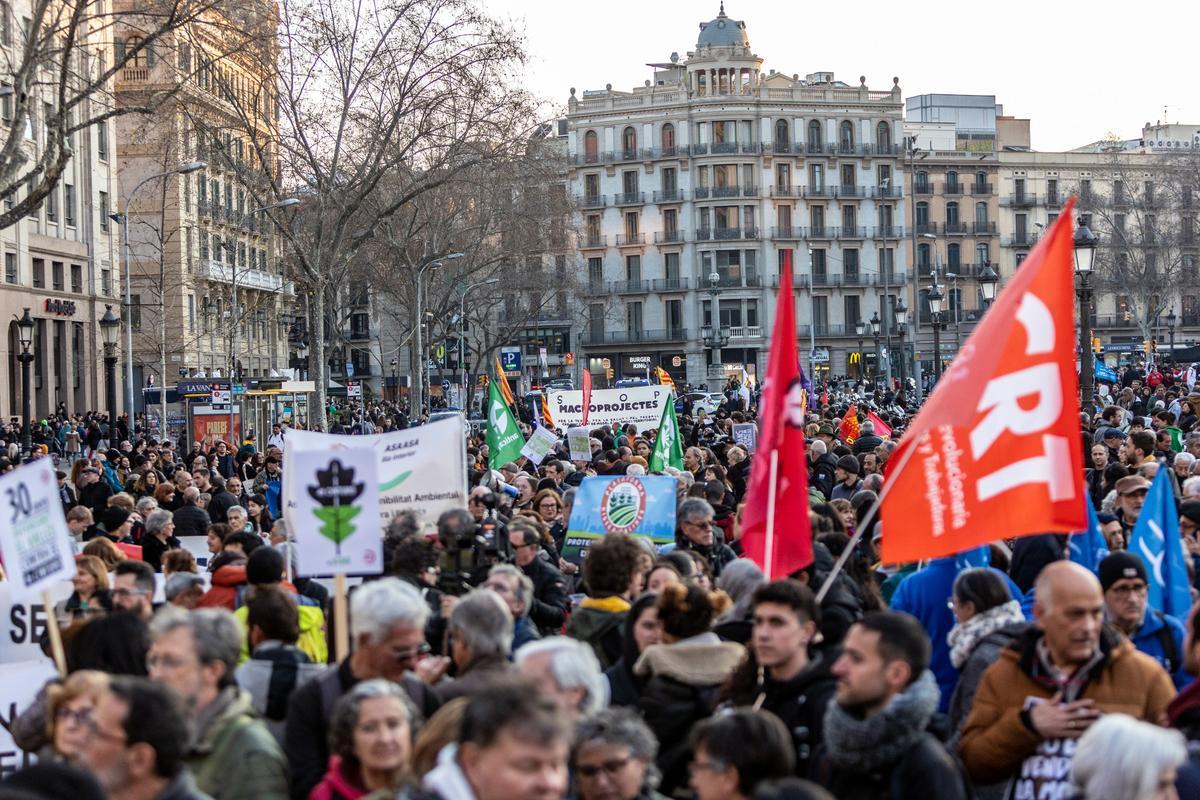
116,161,207,432
459,276,499,410
869,311,881,386
978,264,999,308
15,308,34,457
1167,308,1178,366
855,319,866,381
1074,222,1099,412
100,305,121,425
704,271,730,392
895,298,908,391
389,358,398,403
928,283,945,382
413,252,465,416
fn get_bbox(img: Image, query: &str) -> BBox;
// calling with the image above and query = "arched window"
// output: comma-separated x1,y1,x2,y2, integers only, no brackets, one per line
947,243,961,268
975,202,989,224
876,121,891,152
808,120,822,151
945,170,959,192
622,127,637,158
974,170,988,192
915,170,929,192
839,121,855,152
915,201,929,227
976,243,990,264
584,130,598,162
946,201,960,227
774,119,789,152
661,123,675,154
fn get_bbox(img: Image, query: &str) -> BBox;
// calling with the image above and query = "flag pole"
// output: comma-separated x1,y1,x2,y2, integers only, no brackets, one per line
815,435,922,603
763,448,779,581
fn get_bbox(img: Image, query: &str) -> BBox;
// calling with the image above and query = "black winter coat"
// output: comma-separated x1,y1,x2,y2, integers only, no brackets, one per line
813,734,969,800
521,555,568,635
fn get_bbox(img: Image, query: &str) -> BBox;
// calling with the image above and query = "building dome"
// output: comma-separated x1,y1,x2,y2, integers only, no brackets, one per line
697,3,749,49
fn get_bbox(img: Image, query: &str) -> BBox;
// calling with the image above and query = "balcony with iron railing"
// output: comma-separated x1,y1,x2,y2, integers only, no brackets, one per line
580,233,607,249
838,226,868,240
652,277,690,292
1005,232,1038,247
653,189,683,204
873,185,904,199
913,183,934,196
970,183,994,195
1004,193,1037,207
943,221,969,235
1092,315,1137,329
579,328,690,346
771,141,801,154
972,221,998,235
915,222,939,236
770,273,812,289
653,230,686,244
836,185,866,199
943,183,964,196
815,324,853,337
874,226,906,239
615,233,646,246
771,185,798,198
613,191,645,207
1045,193,1064,208
576,194,607,208
696,226,758,241
710,142,740,155
610,279,652,294
804,226,838,239
803,185,835,199
771,226,803,240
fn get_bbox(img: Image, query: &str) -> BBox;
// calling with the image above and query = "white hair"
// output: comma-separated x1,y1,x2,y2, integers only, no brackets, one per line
810,439,827,456
515,636,609,714
1175,452,1196,467
1071,714,1186,800
626,463,646,476
350,578,430,646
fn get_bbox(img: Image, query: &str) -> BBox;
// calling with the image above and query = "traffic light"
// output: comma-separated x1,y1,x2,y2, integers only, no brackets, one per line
606,368,615,381
1092,336,1102,353
478,375,489,387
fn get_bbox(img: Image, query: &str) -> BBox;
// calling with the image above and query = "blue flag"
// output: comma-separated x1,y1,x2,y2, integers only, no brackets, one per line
955,546,991,572
1128,469,1191,618
1068,501,1110,574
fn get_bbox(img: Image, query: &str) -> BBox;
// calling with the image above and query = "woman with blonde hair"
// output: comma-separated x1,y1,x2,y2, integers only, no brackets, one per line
61,555,112,619
81,537,124,572
44,670,109,762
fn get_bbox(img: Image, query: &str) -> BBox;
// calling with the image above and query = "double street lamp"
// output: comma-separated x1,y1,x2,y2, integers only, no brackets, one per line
1167,308,1178,365
928,283,947,382
100,306,121,425
1074,222,1099,411
869,311,882,385
15,308,34,456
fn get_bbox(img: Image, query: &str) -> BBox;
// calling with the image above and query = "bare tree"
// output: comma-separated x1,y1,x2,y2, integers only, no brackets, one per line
197,0,540,430
0,0,254,229
1083,148,1200,345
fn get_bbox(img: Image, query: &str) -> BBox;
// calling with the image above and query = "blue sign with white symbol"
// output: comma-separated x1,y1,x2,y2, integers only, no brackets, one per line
500,348,521,372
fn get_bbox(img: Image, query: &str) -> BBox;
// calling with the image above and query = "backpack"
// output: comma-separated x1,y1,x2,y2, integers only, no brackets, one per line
1153,610,1180,675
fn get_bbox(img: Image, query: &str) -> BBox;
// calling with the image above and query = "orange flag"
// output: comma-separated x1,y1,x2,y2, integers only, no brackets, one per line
881,200,1085,563
493,355,515,407
840,405,859,444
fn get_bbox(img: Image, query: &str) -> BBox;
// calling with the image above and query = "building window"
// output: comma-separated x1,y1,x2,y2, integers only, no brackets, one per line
976,243,990,264
626,301,642,333
946,201,959,227
187,294,195,332
947,243,960,269
622,170,638,195
584,130,598,161
64,183,75,226
975,202,988,224
624,212,638,238
839,120,854,152
32,257,44,287
915,171,929,193
99,191,110,231
101,267,111,295
661,123,675,153
876,121,891,151
199,233,210,260
4,252,15,284
917,243,931,271
974,171,987,191
807,119,822,149
130,294,142,330
97,121,108,160
587,256,602,286
625,255,641,283
70,263,81,293
844,295,860,328
945,171,959,192
621,126,637,158
52,260,63,290
46,185,57,221
774,119,789,149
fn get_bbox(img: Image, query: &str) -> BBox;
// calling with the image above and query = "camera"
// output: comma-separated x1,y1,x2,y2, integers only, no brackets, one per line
437,496,512,595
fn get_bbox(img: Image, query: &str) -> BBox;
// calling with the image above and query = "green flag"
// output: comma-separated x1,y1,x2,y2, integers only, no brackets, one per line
648,397,683,472
486,380,525,466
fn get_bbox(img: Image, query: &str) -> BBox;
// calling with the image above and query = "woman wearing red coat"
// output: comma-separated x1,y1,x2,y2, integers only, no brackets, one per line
309,679,416,800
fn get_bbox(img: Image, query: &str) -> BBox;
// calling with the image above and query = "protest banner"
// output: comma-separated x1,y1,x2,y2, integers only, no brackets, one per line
547,386,670,433
567,427,592,462
731,423,758,451
561,475,677,565
284,416,468,530
0,659,57,777
520,425,559,467
287,446,382,662
0,581,72,665
0,460,77,674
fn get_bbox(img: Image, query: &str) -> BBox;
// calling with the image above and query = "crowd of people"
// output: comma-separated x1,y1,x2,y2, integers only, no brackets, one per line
2,361,1200,800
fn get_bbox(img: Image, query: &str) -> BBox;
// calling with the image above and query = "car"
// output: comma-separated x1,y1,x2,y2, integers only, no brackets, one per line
544,377,574,391
615,379,649,388
684,391,725,414
427,410,465,425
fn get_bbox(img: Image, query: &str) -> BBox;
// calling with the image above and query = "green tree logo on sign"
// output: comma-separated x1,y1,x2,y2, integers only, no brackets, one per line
307,459,365,553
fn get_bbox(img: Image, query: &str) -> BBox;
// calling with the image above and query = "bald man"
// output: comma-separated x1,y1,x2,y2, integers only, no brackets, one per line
959,562,1175,798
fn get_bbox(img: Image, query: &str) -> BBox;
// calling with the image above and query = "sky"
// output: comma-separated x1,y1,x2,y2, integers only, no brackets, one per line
478,0,1198,152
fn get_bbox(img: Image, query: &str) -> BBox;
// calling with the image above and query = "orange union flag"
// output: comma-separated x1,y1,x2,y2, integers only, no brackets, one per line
881,200,1085,563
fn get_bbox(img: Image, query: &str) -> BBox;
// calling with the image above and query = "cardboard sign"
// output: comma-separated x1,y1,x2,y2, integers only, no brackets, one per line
520,425,559,467
288,448,383,577
0,581,72,665
0,461,76,599
567,427,592,462
548,387,670,433
284,416,468,530
732,423,758,451
0,659,58,777
561,476,677,565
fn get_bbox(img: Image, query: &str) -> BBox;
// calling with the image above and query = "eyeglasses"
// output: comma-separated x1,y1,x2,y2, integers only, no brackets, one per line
146,653,197,671
577,756,633,779
55,706,93,727
1109,582,1148,598
689,759,727,775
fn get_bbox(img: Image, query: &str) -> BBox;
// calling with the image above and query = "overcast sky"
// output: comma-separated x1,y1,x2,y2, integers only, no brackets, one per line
479,0,1197,152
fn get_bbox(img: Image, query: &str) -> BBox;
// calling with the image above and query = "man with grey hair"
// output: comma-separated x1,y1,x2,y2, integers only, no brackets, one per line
516,636,609,722
172,485,210,538
284,578,442,800
1174,451,1196,481
226,505,249,534
674,497,737,577
141,508,181,573
148,606,287,800
483,563,539,652
436,590,515,702
1183,475,1200,500
852,419,883,455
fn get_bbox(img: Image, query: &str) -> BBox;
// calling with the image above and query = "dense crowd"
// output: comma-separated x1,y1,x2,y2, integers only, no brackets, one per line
1,363,1199,800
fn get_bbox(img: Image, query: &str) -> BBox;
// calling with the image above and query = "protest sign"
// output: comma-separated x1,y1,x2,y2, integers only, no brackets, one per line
288,448,383,578
0,460,76,599
548,387,670,433
0,659,57,777
520,425,559,466
561,475,677,564
731,423,758,451
0,581,72,665
567,427,592,462
284,416,467,529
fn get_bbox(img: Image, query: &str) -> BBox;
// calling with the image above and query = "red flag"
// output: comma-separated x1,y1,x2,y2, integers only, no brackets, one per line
840,405,859,444
581,369,593,427
866,410,892,439
881,200,1085,563
742,250,813,578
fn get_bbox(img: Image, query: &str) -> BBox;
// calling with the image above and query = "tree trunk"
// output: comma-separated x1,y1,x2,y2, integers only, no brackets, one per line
310,282,328,431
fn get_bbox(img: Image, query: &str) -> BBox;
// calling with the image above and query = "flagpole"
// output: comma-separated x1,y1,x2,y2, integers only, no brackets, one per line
815,436,922,603
764,448,780,581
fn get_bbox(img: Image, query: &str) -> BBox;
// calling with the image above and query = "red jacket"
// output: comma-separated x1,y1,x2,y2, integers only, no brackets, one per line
308,756,368,800
197,564,247,610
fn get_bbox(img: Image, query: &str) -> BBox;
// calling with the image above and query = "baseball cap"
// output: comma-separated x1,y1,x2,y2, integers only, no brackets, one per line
1101,428,1127,440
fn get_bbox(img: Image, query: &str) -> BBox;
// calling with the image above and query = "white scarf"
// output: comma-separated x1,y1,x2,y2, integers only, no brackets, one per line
946,600,1025,668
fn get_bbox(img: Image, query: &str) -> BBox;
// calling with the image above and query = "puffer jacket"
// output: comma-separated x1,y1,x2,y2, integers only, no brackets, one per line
187,687,288,800
635,636,745,797
565,598,628,671
198,564,248,610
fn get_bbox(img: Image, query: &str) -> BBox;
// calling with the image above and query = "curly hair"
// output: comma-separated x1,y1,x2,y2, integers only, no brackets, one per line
655,582,730,641
582,533,642,598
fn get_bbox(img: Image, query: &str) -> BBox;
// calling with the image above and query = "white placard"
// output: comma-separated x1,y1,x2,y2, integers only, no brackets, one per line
288,448,383,577
520,426,559,467
0,581,73,665
567,427,592,462
0,659,58,775
0,460,76,599
284,417,468,530
548,386,670,433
